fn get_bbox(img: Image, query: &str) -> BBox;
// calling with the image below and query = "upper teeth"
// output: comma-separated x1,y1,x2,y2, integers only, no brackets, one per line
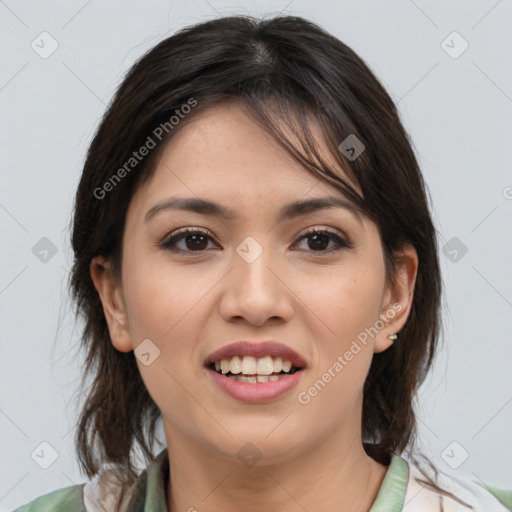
214,355,293,375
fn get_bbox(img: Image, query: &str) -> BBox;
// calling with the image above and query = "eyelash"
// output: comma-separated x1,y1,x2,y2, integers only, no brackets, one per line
160,227,351,256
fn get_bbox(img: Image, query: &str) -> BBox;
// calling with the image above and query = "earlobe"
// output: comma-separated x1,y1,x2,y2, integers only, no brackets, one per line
90,256,134,353
374,244,418,354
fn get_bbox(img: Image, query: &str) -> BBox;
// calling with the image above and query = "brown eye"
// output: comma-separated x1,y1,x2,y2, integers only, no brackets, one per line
161,228,216,253
294,228,350,254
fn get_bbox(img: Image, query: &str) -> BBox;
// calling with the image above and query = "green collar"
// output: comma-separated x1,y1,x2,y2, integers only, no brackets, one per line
369,453,409,511
127,448,169,512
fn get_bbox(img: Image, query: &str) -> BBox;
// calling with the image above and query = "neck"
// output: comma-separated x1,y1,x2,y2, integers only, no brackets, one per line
164,427,389,512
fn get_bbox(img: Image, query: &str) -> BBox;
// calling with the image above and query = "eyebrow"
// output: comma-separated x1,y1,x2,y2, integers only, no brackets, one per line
144,195,364,225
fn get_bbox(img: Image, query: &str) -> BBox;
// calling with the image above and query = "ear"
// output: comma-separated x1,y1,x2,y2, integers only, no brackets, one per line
374,244,418,353
90,256,134,352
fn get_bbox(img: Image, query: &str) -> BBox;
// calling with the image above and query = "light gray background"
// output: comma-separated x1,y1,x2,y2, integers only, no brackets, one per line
1,0,511,510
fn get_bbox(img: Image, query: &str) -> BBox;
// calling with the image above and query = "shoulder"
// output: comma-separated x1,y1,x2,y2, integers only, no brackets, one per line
478,485,512,511
403,457,511,511
12,484,86,512
11,462,133,512
12,449,168,512
11,466,136,512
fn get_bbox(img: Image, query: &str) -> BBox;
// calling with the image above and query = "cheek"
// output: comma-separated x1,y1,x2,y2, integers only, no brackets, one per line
122,248,210,341
121,253,208,426
299,265,385,405
121,247,215,394
296,264,384,346
297,271,382,417
338,271,383,335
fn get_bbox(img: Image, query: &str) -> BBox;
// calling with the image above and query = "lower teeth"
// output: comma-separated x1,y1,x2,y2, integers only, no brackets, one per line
225,373,291,383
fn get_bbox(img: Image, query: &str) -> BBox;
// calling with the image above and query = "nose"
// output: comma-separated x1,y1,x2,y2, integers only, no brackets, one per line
218,242,294,327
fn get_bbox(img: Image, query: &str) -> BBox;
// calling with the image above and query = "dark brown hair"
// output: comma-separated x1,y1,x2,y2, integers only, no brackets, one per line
68,14,468,511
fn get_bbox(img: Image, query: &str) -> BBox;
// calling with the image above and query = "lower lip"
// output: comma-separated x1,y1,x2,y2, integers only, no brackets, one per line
206,367,305,403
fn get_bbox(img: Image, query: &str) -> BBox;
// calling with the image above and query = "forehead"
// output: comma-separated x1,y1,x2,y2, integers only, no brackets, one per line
129,102,362,220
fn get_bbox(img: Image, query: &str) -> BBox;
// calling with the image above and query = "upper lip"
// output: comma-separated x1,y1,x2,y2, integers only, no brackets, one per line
206,341,308,368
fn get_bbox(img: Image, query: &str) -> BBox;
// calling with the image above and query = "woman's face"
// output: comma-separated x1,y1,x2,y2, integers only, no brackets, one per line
92,102,417,464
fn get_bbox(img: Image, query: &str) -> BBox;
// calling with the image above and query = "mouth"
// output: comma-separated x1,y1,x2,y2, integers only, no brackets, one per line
205,355,306,404
205,340,308,382
206,355,305,383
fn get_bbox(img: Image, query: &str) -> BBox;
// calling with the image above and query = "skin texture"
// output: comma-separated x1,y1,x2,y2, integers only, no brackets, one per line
91,102,418,512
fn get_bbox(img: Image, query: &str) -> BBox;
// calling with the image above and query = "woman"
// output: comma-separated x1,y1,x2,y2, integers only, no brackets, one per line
14,14,511,512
